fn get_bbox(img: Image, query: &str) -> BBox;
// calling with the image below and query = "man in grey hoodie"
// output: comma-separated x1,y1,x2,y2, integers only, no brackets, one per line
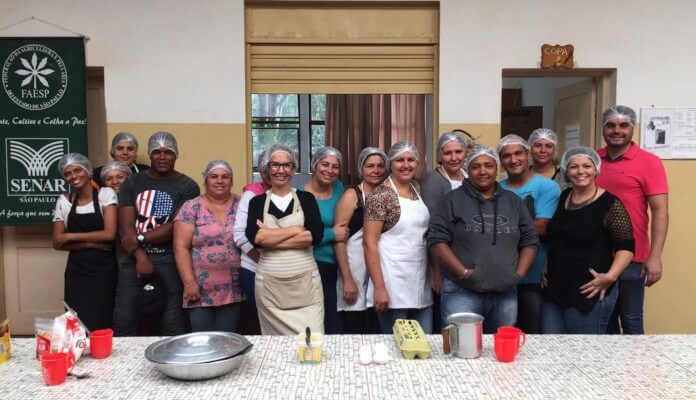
428,145,538,333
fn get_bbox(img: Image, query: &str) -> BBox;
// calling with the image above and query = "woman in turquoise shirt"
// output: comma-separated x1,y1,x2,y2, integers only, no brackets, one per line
304,146,348,333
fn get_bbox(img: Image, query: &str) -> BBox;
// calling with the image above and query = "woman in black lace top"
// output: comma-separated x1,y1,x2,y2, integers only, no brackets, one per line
542,147,634,334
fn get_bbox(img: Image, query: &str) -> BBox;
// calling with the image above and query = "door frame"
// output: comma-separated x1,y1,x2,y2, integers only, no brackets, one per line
501,68,616,147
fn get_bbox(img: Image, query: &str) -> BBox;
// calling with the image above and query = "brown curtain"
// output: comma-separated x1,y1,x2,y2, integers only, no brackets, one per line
326,94,425,185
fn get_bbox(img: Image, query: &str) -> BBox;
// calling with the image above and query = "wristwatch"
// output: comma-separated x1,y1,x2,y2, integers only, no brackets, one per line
136,233,146,246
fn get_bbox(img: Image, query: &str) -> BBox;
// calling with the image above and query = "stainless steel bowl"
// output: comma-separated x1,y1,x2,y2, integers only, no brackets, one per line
150,351,249,381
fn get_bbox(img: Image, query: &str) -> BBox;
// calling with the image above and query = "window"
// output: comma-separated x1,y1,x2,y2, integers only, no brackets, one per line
251,94,326,173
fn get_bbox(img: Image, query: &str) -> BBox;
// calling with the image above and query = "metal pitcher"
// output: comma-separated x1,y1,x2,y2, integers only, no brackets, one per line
442,312,484,359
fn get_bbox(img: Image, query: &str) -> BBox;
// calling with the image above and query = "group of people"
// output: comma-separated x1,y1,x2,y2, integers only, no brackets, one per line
52,104,668,337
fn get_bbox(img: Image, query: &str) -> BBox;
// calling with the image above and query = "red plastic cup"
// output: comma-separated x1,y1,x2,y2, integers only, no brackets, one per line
40,352,68,385
494,332,519,362
89,328,113,359
497,326,526,349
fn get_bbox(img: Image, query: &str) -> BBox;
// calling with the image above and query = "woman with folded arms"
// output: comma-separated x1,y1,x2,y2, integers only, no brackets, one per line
303,146,348,334
246,145,324,335
53,153,118,331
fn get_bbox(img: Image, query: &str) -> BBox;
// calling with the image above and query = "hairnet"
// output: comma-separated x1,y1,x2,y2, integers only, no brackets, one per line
310,146,343,172
388,140,419,161
147,131,178,156
602,105,637,127
58,153,93,178
99,161,132,181
263,144,298,170
560,146,601,175
111,132,139,152
256,150,268,175
496,134,530,154
357,147,387,178
436,131,468,163
528,128,558,147
464,145,500,170
202,160,233,180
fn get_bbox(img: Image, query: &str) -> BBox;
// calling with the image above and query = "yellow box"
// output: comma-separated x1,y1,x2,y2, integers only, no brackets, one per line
296,333,323,364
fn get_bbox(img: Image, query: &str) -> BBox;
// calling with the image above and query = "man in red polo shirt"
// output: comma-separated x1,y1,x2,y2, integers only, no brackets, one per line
596,105,669,334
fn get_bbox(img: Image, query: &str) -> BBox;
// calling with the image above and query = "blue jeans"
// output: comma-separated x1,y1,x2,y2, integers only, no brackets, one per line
239,268,257,311
542,286,618,334
516,283,543,334
440,278,517,334
608,262,645,334
317,262,343,334
188,303,242,332
112,259,186,336
376,306,433,334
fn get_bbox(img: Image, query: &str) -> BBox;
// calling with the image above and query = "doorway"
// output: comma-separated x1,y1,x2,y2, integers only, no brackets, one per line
501,69,616,154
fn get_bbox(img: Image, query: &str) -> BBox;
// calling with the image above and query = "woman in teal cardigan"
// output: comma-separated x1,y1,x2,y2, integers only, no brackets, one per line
303,146,348,333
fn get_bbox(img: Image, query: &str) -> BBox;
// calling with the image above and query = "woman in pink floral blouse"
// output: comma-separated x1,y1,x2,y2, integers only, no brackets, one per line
174,160,245,332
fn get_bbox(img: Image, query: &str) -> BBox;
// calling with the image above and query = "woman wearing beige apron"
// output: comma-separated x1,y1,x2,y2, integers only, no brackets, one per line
245,145,325,335
364,141,434,334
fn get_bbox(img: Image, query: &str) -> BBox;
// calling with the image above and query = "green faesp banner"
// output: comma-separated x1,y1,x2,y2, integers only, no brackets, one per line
0,37,87,225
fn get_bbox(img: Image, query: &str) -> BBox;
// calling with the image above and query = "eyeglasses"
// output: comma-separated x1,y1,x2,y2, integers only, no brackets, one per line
269,162,294,171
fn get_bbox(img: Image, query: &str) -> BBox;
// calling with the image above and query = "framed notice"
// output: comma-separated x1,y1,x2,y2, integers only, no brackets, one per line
640,107,696,159
0,37,87,224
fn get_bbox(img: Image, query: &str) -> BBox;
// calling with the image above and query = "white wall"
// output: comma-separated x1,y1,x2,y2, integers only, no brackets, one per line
5,0,696,124
440,0,696,123
1,0,246,123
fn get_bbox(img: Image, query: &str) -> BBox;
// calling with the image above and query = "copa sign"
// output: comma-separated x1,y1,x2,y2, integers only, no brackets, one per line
540,44,574,69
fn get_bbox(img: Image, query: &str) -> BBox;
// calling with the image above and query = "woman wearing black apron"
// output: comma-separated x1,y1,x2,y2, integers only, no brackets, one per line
53,153,118,331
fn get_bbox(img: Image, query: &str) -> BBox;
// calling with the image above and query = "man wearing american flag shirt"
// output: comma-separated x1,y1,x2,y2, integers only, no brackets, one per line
113,132,200,336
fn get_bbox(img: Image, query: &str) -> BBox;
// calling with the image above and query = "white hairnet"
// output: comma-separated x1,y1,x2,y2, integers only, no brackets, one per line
58,153,93,178
497,134,530,154
436,131,468,163
202,160,233,180
310,146,343,172
602,105,637,127
561,146,601,175
256,150,268,175
263,144,298,170
388,140,419,161
357,147,387,178
464,145,500,170
528,128,558,147
111,132,139,152
99,161,132,181
147,131,178,156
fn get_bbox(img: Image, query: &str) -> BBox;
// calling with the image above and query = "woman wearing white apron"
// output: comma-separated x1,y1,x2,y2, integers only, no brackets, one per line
334,147,388,334
364,141,434,334
245,145,325,335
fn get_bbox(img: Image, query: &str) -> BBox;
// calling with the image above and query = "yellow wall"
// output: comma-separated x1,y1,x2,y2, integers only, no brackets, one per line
105,122,694,334
439,123,696,334
106,123,249,194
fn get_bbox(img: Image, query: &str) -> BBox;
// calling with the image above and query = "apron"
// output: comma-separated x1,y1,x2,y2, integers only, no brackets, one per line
337,185,369,311
255,190,324,335
65,189,118,331
367,178,433,309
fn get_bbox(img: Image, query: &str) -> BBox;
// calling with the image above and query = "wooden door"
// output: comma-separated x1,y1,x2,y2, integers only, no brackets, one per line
553,79,596,156
2,67,106,334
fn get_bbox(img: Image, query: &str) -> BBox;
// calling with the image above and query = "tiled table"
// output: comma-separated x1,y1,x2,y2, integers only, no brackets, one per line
2,335,695,399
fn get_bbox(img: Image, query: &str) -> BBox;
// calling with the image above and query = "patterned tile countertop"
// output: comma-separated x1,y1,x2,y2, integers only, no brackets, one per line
1,334,695,399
